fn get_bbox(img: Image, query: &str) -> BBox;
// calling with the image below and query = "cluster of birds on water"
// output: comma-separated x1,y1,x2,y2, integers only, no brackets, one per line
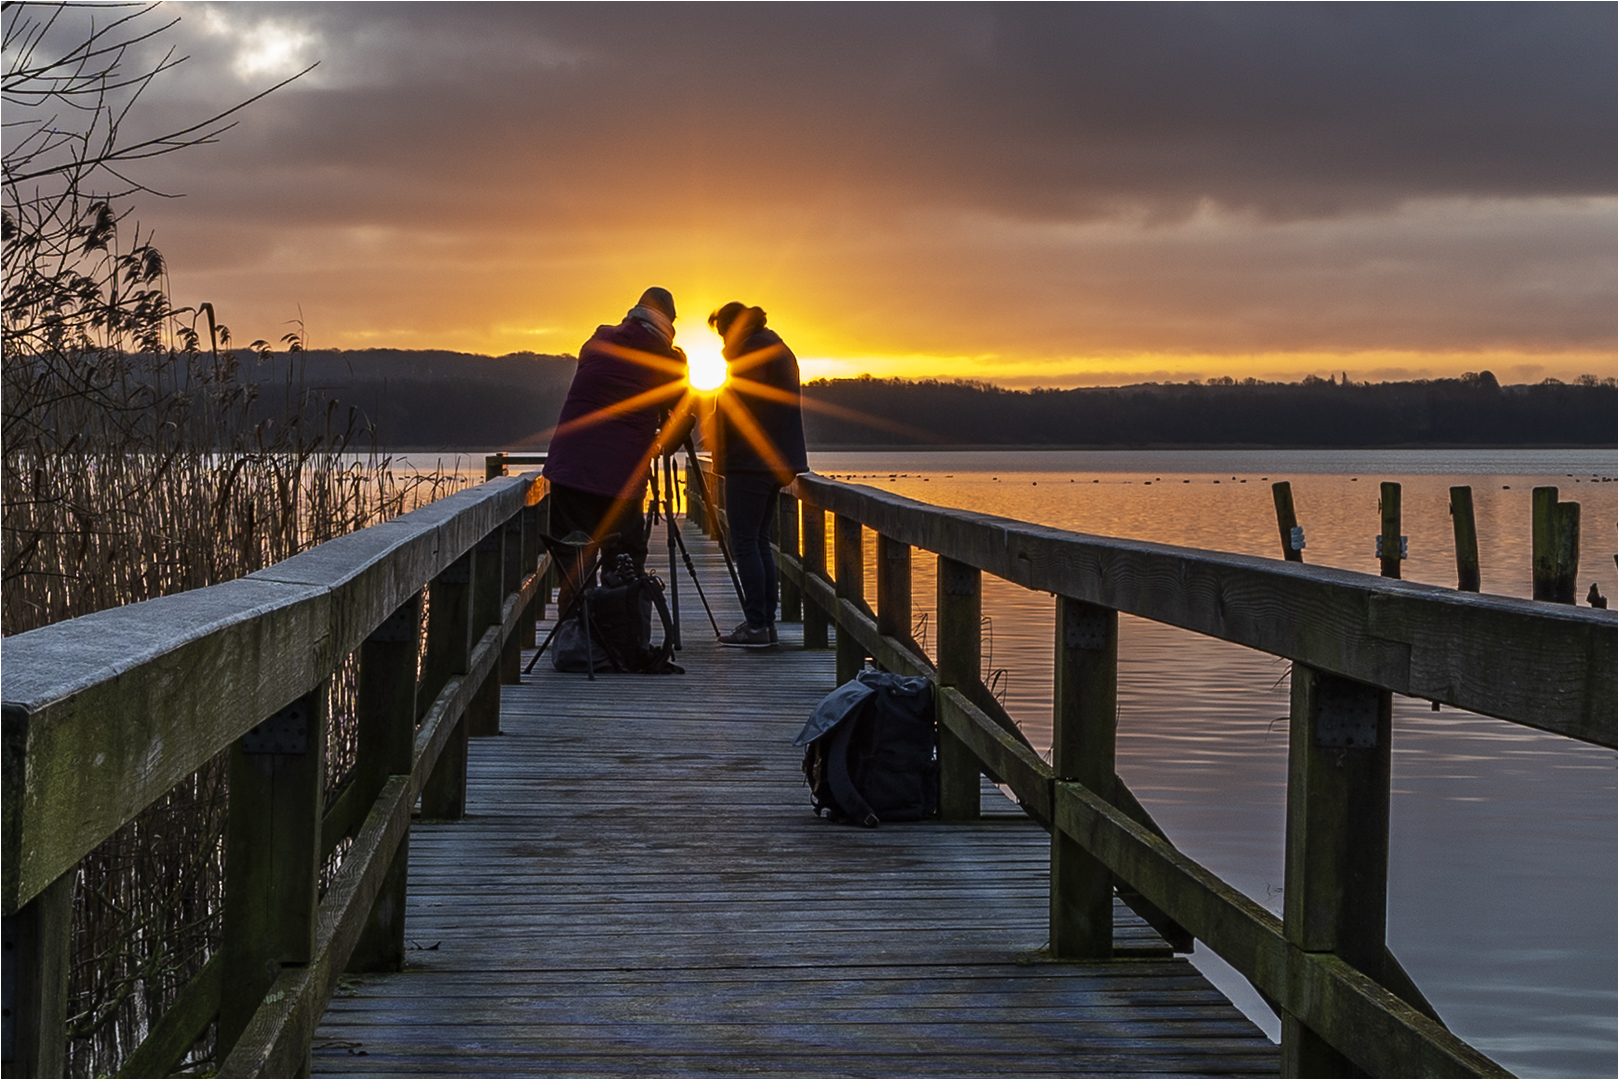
822,472,1617,488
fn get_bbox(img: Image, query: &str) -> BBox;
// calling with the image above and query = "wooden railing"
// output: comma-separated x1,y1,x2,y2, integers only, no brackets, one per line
687,463,1616,1079
2,472,550,1078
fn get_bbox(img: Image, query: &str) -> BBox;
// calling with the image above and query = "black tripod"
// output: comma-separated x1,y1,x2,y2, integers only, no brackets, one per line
647,450,723,642
679,433,747,611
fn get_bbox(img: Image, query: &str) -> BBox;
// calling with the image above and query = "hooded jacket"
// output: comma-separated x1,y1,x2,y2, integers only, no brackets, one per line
718,319,808,483
544,315,686,500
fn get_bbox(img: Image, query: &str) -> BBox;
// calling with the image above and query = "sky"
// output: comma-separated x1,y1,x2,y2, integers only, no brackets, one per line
27,2,1619,387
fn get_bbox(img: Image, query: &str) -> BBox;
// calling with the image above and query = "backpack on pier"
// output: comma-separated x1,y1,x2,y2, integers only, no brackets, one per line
794,671,936,827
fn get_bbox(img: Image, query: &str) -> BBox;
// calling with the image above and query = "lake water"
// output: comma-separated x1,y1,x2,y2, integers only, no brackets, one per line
418,447,1616,1077
809,449,1616,1079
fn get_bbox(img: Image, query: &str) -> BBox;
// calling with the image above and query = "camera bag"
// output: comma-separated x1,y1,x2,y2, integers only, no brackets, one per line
552,556,682,674
794,671,937,827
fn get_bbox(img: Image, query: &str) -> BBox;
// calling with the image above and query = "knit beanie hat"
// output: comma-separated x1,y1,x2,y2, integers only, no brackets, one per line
638,287,676,321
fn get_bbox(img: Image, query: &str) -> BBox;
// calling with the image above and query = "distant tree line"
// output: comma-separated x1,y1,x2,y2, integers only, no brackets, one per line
232,351,1614,448
801,371,1617,447
239,348,577,448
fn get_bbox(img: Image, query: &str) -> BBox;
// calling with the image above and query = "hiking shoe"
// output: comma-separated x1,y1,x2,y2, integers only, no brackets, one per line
719,621,772,648
768,623,779,644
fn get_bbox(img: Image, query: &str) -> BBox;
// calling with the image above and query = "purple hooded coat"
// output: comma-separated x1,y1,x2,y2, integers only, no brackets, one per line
544,316,686,502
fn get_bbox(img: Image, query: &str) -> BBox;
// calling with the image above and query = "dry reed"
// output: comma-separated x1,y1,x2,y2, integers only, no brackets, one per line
4,335,466,1077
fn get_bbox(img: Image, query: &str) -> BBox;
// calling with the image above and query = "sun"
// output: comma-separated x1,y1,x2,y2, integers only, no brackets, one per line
684,335,729,392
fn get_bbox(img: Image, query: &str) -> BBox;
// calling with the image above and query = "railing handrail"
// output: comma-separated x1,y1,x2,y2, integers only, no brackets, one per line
4,470,554,1077
1,473,543,918
792,472,1617,746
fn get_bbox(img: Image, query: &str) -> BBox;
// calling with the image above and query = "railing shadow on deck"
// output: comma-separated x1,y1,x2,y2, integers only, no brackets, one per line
3,470,552,1078
683,459,1617,1080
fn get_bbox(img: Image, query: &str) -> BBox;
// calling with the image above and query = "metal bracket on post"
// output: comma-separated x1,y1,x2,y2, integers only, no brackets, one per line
242,698,311,755
1064,604,1109,651
1312,675,1379,749
941,563,979,597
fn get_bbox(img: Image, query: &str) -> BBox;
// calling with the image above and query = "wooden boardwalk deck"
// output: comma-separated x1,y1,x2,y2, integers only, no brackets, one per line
311,538,1278,1077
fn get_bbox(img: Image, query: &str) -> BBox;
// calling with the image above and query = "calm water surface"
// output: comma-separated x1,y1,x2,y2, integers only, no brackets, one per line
811,449,1617,1079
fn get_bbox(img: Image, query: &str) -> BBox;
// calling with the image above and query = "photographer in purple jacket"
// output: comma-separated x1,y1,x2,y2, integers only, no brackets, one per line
543,287,690,607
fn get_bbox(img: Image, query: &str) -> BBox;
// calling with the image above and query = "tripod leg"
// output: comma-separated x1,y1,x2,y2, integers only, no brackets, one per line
664,454,682,649
671,517,723,636
523,602,572,674
682,434,747,610
523,552,596,674
578,551,595,681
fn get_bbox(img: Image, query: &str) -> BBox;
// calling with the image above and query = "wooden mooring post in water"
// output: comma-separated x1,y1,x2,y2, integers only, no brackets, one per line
1274,477,1595,600
1271,481,1305,562
1379,481,1404,578
1450,486,1482,592
1532,486,1582,604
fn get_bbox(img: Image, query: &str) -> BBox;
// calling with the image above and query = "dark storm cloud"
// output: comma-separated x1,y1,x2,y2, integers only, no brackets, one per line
142,2,1616,226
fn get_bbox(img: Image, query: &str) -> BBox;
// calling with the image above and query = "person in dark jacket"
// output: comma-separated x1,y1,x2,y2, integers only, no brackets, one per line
544,287,690,605
709,302,809,647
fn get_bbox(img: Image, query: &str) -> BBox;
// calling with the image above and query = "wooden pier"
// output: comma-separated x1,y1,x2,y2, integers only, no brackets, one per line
4,464,1612,1078
310,541,1275,1076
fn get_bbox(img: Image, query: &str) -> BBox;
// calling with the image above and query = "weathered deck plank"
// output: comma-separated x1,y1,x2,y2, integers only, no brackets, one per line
312,539,1277,1077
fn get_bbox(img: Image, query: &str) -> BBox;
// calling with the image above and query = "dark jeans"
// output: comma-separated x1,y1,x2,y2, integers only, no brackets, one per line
724,473,781,629
547,481,647,608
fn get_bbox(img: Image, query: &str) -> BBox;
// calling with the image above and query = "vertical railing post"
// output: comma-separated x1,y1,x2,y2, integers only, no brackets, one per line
834,514,865,683
420,551,473,819
349,593,421,973
777,491,802,623
1280,664,1393,1076
875,533,911,648
467,529,504,737
521,499,543,632
801,502,829,649
1449,486,1481,592
1,868,73,1078
501,513,525,685
219,686,328,1061
713,460,728,538
935,556,982,820
685,456,707,536
1050,596,1118,959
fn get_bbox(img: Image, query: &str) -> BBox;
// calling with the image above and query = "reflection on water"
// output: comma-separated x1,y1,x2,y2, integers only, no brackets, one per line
817,449,1616,1079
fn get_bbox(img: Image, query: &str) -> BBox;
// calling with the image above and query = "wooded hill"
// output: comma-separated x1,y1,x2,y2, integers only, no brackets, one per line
802,372,1617,447
249,350,1616,448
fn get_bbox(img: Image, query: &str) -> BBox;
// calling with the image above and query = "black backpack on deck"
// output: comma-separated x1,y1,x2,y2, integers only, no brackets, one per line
552,555,682,674
794,671,937,827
